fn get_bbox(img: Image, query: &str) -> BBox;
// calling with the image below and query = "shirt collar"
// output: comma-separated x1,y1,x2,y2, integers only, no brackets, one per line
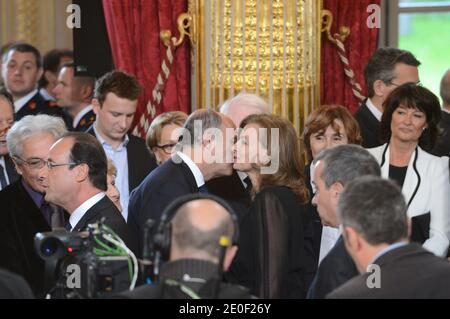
366,98,383,122
39,88,55,101
21,179,45,208
93,123,129,149
369,241,409,265
14,89,38,113
442,108,450,115
68,192,105,231
176,151,205,188
73,104,93,129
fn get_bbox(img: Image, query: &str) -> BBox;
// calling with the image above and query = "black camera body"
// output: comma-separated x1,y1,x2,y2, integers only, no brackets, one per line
34,223,132,299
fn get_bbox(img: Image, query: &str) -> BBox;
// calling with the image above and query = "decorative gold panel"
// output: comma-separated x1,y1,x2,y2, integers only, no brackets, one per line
190,0,322,134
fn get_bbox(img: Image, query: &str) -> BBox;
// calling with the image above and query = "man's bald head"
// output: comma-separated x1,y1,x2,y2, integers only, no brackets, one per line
171,199,235,262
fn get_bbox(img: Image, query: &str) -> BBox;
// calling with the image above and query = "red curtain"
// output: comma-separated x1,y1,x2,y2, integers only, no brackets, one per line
321,0,380,113
102,0,190,133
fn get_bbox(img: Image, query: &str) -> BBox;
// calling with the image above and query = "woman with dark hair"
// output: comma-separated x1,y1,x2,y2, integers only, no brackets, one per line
368,83,450,257
301,105,362,265
227,114,314,299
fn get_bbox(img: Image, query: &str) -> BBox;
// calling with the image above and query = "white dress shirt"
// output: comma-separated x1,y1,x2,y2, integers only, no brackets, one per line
176,151,205,188
94,124,130,221
39,88,55,101
366,98,382,122
318,226,341,265
14,89,38,113
68,192,105,231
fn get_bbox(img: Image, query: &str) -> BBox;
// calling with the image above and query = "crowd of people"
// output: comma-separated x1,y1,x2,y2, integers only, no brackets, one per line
1,42,450,299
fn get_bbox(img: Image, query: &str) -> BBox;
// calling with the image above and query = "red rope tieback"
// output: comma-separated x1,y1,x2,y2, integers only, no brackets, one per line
133,37,177,138
333,36,366,102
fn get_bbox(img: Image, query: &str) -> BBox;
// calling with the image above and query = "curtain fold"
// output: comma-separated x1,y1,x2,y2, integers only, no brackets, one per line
321,0,380,113
102,0,190,134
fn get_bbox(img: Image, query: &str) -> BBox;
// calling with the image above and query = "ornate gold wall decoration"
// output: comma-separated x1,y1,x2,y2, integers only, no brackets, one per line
190,0,322,134
0,0,72,54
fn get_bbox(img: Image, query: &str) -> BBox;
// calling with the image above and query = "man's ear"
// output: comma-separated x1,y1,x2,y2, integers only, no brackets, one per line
344,226,361,254
80,84,93,101
36,67,44,82
92,98,101,115
331,182,344,200
74,163,89,183
223,245,238,272
11,157,23,176
373,79,386,97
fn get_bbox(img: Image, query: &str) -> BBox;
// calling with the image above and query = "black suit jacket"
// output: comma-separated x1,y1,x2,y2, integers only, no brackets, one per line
206,171,251,221
0,180,52,297
72,195,137,253
431,110,450,157
128,154,199,257
15,92,71,128
354,100,382,148
87,126,157,192
74,109,96,132
307,236,358,299
3,154,19,185
304,163,322,267
328,243,450,299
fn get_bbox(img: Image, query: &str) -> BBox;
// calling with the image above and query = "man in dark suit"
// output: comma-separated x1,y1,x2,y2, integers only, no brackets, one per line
354,48,420,148
307,145,380,299
0,114,68,297
328,177,450,299
432,69,450,157
45,132,136,252
0,89,18,190
53,62,96,132
128,109,236,257
0,268,34,299
89,70,157,222
1,43,70,126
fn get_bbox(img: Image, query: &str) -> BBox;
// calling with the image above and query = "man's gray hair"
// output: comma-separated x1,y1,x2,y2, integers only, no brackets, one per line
220,92,270,115
338,176,409,245
180,109,223,146
314,144,381,188
440,69,450,107
7,115,67,157
171,202,234,259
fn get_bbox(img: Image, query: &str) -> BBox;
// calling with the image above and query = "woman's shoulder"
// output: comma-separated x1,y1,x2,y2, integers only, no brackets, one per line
366,143,387,158
418,147,449,170
254,185,299,203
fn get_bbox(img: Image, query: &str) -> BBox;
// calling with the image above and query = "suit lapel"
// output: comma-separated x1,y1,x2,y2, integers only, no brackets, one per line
4,155,19,184
73,196,109,232
171,154,199,193
402,148,420,207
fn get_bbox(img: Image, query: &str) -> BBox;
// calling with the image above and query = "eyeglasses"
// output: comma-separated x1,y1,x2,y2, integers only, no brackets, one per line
155,142,177,155
46,161,80,170
387,81,422,87
14,156,47,170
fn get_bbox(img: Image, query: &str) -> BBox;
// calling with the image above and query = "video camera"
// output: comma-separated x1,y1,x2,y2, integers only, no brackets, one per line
34,221,137,299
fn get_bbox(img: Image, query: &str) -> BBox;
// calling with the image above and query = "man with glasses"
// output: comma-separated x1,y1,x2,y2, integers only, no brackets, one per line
0,88,18,190
354,48,421,148
0,114,67,297
45,132,135,251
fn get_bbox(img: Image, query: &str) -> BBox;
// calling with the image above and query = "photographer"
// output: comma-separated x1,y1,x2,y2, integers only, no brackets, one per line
120,194,253,299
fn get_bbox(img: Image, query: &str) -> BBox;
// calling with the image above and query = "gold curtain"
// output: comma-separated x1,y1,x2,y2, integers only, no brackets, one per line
190,0,322,134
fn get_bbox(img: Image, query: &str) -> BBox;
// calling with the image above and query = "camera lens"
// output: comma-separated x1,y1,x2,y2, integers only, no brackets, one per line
41,238,59,257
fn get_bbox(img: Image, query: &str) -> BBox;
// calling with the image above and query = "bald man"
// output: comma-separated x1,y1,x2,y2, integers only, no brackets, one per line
120,195,253,299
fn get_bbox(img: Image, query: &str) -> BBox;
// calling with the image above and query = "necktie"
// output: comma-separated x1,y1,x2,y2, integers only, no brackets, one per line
198,184,209,194
0,164,8,189
243,176,252,193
